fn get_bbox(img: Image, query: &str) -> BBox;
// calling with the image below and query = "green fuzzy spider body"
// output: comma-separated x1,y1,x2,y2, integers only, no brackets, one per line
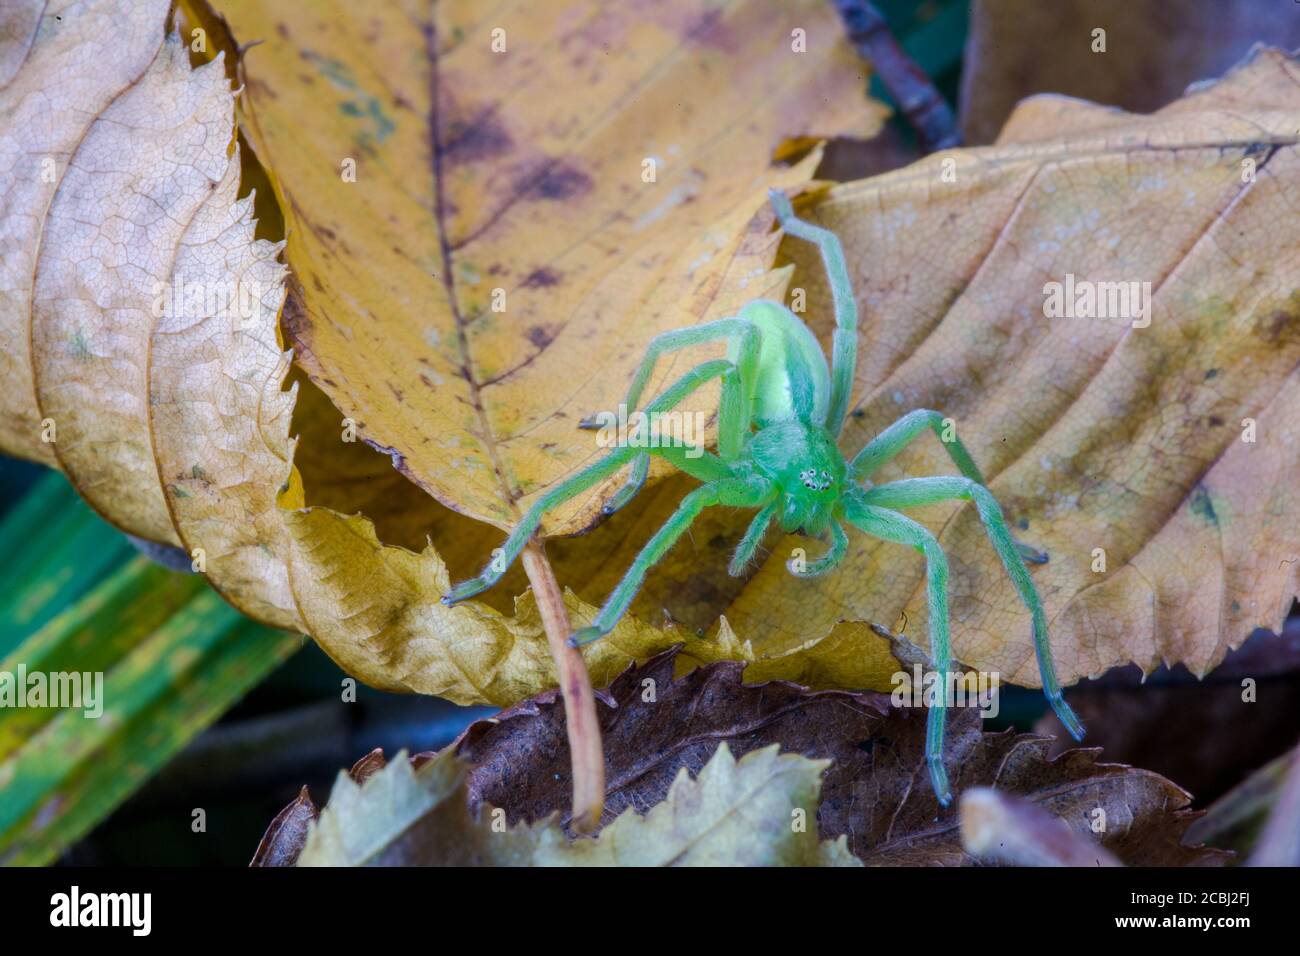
749,421,845,538
735,299,832,428
443,189,1084,806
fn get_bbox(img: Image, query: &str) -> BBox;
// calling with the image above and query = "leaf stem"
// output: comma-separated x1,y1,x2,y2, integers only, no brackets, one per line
831,0,960,153
520,539,605,833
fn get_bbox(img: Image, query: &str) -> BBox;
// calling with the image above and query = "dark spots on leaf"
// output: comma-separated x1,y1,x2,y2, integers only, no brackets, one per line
443,108,514,164
388,382,405,402
682,6,743,53
527,325,555,348
522,267,561,288
276,22,289,39
314,224,337,241
1017,517,1029,531
67,329,92,360
1204,368,1219,380
1190,483,1219,527
311,275,325,293
1208,416,1225,428
527,160,592,201
420,373,437,388
301,50,355,91
1254,308,1296,345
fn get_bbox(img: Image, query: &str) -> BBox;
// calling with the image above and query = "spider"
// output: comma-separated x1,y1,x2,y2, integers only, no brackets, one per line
443,189,1084,805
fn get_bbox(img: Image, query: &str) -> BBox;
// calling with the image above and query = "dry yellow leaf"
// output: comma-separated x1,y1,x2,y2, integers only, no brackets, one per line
30,29,233,544
722,47,1300,687
180,0,888,695
19,1,1293,712
148,150,303,629
2,0,889,706
210,0,882,534
0,0,172,466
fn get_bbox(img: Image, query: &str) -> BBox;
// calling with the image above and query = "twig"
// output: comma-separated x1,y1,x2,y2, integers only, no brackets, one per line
520,539,605,834
831,0,961,153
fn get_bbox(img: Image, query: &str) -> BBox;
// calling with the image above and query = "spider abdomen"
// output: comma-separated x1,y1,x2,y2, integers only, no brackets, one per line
731,300,831,427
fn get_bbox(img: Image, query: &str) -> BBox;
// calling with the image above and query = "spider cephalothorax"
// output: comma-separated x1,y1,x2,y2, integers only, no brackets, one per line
443,189,1084,805
753,421,845,539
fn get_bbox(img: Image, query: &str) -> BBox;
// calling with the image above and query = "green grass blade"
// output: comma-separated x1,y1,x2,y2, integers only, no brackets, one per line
0,473,302,865
0,472,136,652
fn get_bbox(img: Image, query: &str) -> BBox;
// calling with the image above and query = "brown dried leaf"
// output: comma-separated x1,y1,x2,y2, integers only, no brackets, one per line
450,649,1227,864
723,47,1300,688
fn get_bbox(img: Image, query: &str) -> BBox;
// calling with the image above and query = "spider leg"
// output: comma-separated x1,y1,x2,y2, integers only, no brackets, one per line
788,520,848,578
859,476,1085,742
442,360,738,605
849,409,1045,563
570,476,774,646
843,496,953,806
850,408,983,482
581,318,761,515
769,188,858,438
728,498,780,576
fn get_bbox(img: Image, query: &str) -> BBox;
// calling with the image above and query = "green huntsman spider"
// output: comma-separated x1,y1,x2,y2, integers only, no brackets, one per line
443,189,1085,805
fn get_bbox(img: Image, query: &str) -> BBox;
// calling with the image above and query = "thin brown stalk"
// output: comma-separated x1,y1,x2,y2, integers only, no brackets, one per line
520,539,605,834
832,0,961,153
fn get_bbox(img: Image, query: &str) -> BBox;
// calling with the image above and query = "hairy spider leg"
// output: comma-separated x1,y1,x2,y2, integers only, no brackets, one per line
843,493,954,805
850,408,983,483
768,189,859,439
570,476,776,647
849,408,1046,564
860,476,1085,741
728,498,781,576
587,318,762,516
441,360,739,606
787,519,848,578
